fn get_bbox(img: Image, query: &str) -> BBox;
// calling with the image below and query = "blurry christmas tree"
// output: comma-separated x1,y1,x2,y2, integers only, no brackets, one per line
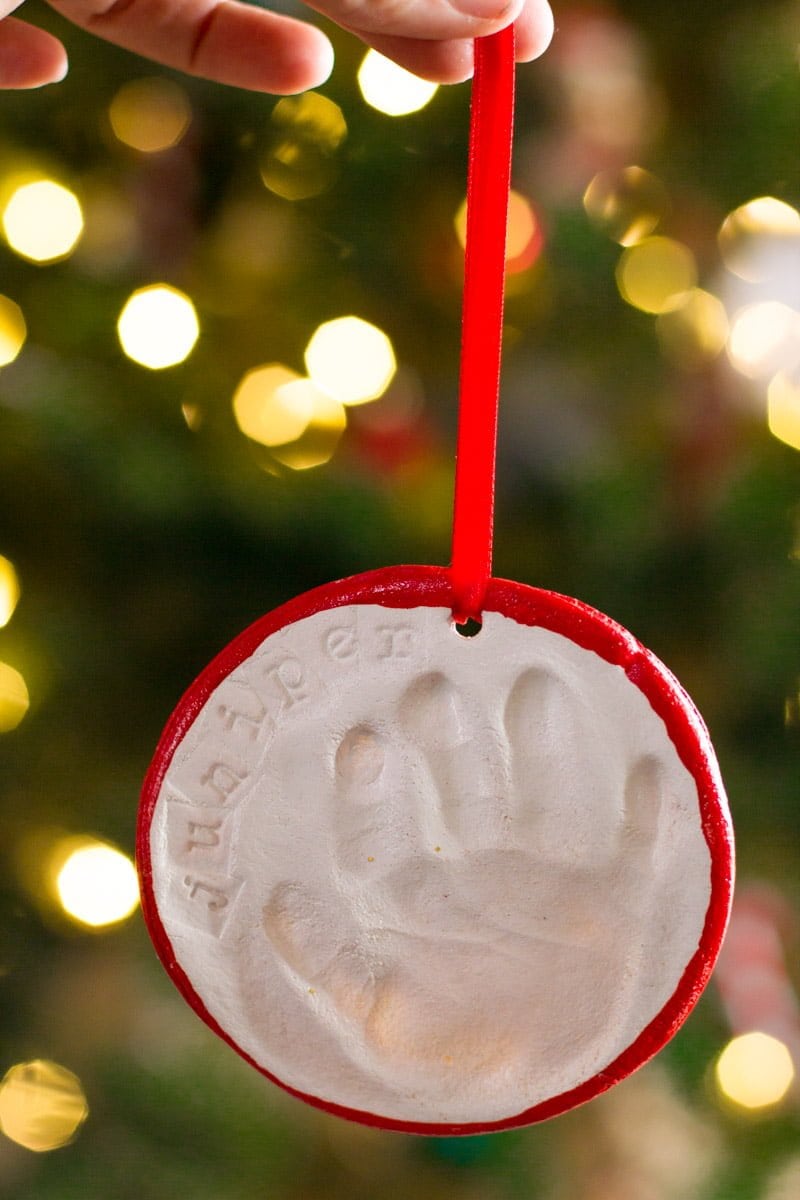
1,0,800,1196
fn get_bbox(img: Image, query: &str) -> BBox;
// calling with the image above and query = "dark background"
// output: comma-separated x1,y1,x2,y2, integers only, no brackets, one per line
1,0,799,1195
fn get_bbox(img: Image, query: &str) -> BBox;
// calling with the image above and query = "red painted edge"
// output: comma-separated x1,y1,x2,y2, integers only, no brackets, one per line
137,564,734,1136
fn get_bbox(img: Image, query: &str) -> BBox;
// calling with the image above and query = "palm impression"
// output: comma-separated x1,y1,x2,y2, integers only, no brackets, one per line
139,568,733,1133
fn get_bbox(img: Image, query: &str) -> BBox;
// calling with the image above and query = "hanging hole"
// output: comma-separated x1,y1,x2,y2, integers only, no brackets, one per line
453,616,482,639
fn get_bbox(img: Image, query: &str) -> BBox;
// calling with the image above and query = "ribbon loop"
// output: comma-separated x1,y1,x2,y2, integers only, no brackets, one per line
450,28,516,624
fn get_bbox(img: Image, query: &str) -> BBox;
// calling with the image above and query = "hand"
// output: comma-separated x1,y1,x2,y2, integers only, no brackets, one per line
256,660,679,1118
1,0,554,92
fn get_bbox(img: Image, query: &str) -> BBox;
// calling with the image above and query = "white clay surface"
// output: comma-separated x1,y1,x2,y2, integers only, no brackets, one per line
149,605,712,1125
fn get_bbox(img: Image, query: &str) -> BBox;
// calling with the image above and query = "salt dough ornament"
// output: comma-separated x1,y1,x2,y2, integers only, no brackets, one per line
137,31,734,1135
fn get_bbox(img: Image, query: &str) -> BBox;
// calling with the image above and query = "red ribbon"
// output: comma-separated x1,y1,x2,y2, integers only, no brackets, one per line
450,28,516,624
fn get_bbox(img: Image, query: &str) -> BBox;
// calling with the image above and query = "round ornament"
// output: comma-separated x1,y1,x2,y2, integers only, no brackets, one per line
137,29,734,1134
138,564,733,1135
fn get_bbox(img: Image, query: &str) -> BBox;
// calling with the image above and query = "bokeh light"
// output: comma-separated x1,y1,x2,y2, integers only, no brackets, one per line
261,92,347,201
454,189,543,273
0,1060,88,1152
505,193,542,272
727,301,800,380
583,165,669,246
54,837,139,928
616,236,697,314
108,77,192,152
0,295,26,366
715,1032,795,1110
357,50,439,116
768,371,800,451
181,402,203,431
233,364,311,447
270,381,347,470
2,180,84,264
0,556,21,627
305,316,397,405
73,178,138,277
117,284,199,369
0,662,29,732
555,11,656,155
272,91,346,151
207,199,301,294
656,288,729,367
719,197,800,283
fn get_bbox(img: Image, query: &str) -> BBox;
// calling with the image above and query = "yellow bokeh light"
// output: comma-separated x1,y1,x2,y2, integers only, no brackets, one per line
505,192,539,265
305,316,396,406
0,1060,88,1152
616,236,698,314
273,91,347,152
583,165,669,246
261,92,347,201
0,556,20,627
270,380,346,470
727,301,800,379
656,288,729,367
0,295,26,366
55,837,139,928
109,77,191,153
715,1032,795,1111
2,180,84,264
454,189,540,269
117,284,199,369
768,371,800,451
233,363,311,446
719,197,800,282
0,661,29,732
357,50,438,117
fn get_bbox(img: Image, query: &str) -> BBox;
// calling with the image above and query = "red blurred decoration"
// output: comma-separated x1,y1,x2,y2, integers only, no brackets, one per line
715,883,800,1057
525,3,662,203
348,411,438,477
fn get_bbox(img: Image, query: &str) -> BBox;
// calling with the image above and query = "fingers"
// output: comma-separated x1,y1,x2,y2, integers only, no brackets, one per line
505,666,585,860
327,0,555,84
512,0,554,62
399,671,508,848
334,722,432,884
505,664,627,864
46,0,335,93
33,0,552,93
305,0,526,43
264,882,340,981
621,755,662,861
353,31,475,84
0,16,68,87
334,725,397,877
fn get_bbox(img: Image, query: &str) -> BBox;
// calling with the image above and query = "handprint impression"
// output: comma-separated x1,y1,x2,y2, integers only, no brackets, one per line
262,642,705,1114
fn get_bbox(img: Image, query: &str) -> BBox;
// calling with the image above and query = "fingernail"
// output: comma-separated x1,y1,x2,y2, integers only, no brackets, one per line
33,56,69,88
311,39,334,87
449,0,518,19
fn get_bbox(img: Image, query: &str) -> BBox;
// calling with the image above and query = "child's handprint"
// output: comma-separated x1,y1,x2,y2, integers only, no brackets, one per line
148,597,719,1127
260,646,695,1109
